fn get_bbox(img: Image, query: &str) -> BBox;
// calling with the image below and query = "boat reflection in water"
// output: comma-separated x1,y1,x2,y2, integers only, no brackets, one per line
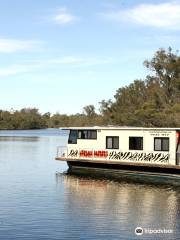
55,172,180,239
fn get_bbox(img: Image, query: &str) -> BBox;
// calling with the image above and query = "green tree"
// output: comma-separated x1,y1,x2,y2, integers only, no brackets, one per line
144,47,180,104
83,105,96,117
100,48,180,127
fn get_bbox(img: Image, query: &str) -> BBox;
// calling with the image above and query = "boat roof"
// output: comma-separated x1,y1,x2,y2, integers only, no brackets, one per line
60,126,180,131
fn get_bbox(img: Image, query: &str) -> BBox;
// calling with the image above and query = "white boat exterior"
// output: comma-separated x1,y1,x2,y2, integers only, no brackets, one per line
56,127,180,166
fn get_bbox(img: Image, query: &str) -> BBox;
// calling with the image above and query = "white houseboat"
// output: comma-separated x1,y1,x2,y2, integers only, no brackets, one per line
56,127,180,183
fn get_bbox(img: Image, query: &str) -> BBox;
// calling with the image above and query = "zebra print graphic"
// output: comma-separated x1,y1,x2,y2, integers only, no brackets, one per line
68,149,78,157
67,149,169,163
109,151,169,163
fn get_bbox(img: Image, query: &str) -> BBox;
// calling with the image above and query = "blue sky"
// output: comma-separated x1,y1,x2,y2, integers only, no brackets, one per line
0,0,180,114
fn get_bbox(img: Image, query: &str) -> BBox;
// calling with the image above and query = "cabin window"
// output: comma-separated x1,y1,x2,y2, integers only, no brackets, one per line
68,130,78,144
106,136,119,149
129,137,143,150
154,137,169,151
78,130,97,139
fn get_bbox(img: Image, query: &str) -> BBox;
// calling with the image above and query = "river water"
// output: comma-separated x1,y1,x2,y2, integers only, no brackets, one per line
0,129,179,240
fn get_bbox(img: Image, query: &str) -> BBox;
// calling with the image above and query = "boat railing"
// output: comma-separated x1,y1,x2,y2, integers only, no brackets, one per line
56,146,68,158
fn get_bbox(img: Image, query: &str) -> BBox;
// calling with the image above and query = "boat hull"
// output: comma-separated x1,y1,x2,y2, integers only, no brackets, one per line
66,160,180,186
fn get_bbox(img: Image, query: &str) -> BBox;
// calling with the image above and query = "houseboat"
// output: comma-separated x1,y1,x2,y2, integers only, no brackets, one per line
56,127,180,184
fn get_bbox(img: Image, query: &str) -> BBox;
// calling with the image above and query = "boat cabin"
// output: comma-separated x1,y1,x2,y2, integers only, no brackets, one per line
57,127,180,166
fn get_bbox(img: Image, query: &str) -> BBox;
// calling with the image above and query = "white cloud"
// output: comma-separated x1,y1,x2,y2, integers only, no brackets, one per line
103,2,180,29
0,62,43,76
0,65,29,76
143,34,180,45
52,8,78,24
0,56,114,77
0,38,43,53
46,56,113,66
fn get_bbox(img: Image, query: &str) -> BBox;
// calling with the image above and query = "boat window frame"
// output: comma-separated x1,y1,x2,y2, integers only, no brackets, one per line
129,137,143,150
106,136,119,149
154,137,169,151
77,130,97,140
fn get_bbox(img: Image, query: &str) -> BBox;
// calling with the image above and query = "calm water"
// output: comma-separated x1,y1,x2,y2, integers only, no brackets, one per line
0,129,179,240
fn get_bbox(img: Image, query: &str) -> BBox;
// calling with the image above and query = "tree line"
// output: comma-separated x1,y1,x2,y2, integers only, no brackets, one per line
0,107,103,129
1,47,180,130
